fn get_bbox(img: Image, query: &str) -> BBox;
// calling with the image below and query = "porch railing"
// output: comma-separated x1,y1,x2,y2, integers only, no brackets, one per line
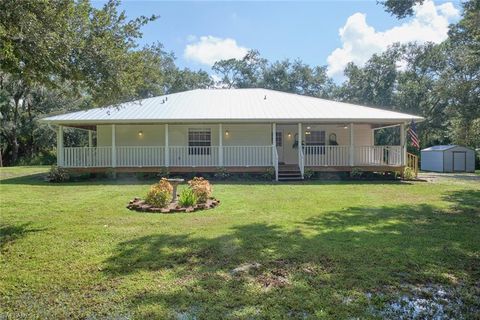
303,145,350,166
62,145,272,168
354,146,402,166
61,145,404,168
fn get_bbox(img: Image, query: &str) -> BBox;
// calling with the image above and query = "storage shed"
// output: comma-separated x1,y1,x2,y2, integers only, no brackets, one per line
421,145,475,173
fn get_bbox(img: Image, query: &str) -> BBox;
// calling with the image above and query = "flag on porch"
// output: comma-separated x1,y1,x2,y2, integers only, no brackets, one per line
408,120,420,149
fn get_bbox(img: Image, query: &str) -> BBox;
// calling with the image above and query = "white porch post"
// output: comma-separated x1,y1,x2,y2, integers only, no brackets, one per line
88,130,93,147
349,123,354,166
272,123,276,162
218,123,223,167
297,122,302,161
111,124,116,168
57,125,64,166
400,123,406,165
165,124,169,167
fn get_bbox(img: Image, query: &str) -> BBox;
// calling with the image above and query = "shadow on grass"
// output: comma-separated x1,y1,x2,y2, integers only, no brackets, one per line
0,223,47,250
103,193,480,318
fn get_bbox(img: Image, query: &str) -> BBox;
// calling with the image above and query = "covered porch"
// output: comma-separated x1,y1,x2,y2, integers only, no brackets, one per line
56,121,408,180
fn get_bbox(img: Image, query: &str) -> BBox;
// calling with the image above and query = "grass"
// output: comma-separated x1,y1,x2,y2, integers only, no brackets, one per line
1,166,479,319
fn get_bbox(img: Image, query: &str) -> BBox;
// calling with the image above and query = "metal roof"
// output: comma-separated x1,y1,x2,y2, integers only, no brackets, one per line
42,88,424,124
422,145,474,152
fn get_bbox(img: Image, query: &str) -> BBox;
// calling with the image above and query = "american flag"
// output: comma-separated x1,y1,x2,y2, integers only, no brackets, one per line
408,120,420,149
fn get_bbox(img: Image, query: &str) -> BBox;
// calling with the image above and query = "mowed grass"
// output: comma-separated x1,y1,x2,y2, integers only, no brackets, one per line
0,167,479,319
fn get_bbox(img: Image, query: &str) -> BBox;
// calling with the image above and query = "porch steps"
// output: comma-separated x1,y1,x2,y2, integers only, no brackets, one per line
278,165,303,181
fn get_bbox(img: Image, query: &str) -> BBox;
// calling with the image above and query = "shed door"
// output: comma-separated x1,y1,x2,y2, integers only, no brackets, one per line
453,152,466,172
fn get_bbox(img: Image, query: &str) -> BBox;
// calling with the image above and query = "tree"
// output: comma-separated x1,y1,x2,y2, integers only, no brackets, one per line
0,0,160,164
379,0,425,18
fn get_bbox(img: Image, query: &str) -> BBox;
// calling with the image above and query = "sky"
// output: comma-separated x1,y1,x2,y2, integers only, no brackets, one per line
93,0,461,80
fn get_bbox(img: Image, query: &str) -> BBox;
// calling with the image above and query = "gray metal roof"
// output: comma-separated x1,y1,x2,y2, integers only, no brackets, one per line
422,145,473,152
42,88,424,124
422,145,457,151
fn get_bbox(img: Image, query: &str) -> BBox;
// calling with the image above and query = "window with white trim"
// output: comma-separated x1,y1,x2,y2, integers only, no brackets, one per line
188,128,211,155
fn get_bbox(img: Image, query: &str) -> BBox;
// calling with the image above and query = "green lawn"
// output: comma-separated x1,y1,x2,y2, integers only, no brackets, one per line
1,166,479,319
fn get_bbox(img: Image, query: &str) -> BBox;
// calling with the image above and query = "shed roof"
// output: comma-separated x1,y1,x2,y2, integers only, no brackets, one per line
422,145,473,152
42,88,424,124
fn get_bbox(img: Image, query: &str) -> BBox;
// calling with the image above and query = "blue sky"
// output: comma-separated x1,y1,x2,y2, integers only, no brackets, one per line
94,1,460,78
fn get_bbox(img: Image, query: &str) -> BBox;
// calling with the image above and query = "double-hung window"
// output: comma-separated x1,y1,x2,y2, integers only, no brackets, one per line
188,128,211,155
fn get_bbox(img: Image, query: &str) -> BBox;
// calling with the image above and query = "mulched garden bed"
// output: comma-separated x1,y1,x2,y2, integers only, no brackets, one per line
126,197,220,213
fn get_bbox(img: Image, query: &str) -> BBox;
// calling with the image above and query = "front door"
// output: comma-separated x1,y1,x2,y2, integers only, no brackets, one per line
277,124,298,164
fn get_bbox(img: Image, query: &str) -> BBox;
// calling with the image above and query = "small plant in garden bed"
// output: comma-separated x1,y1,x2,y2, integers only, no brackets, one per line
188,177,212,203
145,178,173,208
178,188,197,207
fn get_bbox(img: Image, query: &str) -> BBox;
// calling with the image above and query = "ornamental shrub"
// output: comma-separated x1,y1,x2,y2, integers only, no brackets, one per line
178,188,197,207
303,168,314,180
188,177,212,203
403,167,416,180
145,178,173,208
47,165,70,182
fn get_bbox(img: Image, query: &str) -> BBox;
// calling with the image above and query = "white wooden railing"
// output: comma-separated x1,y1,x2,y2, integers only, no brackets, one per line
303,145,350,166
303,145,402,167
117,146,165,167
63,147,112,167
273,148,279,181
224,146,272,166
62,146,272,168
61,145,403,168
354,146,402,166
299,147,305,178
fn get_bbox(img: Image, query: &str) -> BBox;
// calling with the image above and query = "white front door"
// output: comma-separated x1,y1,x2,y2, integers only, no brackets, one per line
277,125,298,164
453,152,466,172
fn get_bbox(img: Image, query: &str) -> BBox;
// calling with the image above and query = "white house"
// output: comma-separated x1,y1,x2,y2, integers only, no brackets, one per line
41,88,423,180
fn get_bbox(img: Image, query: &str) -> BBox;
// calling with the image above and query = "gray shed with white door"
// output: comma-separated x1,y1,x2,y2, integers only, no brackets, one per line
421,145,475,173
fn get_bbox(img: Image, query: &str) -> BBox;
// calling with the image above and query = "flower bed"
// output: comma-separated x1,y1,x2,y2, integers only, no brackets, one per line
126,177,219,213
127,196,220,213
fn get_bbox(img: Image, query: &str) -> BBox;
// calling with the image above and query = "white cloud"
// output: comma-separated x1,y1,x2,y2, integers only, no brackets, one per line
184,35,249,66
326,0,460,78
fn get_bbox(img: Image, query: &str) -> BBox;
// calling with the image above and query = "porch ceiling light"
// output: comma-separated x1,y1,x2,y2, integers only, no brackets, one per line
343,125,348,129
287,132,292,138
307,126,311,130
225,130,229,136
138,130,143,137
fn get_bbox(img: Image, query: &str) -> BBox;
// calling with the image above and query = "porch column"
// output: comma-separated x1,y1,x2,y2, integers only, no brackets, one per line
164,124,169,167
400,123,406,165
272,123,276,163
297,122,302,160
88,130,93,147
111,124,116,168
57,125,64,166
349,123,354,166
218,123,223,167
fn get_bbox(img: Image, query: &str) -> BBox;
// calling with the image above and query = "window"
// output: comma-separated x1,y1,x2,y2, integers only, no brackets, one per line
305,131,325,145
275,132,282,147
305,130,325,154
188,128,211,155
